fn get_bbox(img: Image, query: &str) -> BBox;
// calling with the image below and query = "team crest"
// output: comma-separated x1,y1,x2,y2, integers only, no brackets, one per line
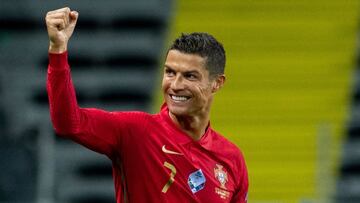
214,164,228,189
214,164,230,199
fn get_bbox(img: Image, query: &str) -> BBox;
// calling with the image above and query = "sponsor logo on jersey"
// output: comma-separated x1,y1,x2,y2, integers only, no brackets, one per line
214,164,230,199
188,169,206,193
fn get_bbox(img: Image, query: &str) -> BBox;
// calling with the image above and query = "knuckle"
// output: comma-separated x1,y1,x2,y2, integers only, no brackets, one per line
45,17,51,24
46,13,52,19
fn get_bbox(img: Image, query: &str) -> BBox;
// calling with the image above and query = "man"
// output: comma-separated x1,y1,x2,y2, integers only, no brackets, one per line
46,7,248,203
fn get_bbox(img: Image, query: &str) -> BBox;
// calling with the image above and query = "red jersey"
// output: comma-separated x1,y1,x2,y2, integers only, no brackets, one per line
47,52,248,203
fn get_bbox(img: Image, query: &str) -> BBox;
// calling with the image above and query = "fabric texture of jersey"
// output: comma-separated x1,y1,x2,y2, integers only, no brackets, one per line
47,52,248,203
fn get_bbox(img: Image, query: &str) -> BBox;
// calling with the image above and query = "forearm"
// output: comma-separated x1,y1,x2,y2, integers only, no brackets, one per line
47,51,81,135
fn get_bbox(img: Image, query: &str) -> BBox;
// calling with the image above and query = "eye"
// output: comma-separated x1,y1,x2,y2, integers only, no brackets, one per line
185,73,197,80
165,68,175,76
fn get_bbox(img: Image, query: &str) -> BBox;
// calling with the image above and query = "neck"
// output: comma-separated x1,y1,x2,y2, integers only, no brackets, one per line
169,111,210,141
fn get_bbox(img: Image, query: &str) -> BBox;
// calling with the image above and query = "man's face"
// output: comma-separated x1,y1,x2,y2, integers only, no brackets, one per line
162,50,223,117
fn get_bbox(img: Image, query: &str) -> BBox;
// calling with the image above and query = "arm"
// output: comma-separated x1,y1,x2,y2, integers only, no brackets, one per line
45,8,120,157
46,7,80,135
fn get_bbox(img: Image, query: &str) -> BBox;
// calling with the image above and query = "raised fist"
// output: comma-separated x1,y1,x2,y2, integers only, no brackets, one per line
45,7,78,53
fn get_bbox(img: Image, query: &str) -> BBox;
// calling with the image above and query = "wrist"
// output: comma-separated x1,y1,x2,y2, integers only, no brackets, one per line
49,42,68,54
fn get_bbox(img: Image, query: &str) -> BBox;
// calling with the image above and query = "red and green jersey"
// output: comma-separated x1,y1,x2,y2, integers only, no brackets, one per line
47,52,248,203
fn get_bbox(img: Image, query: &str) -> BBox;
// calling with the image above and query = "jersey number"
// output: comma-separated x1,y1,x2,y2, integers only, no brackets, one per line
162,161,176,193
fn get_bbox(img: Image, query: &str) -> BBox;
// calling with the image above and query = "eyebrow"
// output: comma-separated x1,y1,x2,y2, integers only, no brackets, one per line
164,65,200,74
164,65,173,70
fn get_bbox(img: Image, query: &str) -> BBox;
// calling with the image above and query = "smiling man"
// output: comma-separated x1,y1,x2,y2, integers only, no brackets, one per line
46,7,248,203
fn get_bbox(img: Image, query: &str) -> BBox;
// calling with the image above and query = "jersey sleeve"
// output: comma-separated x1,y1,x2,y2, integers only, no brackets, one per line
230,153,249,203
46,52,145,158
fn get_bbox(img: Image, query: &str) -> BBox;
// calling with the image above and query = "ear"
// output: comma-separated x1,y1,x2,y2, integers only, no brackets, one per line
211,74,226,93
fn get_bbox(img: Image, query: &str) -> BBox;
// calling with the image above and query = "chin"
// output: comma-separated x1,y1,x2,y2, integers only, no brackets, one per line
167,105,189,116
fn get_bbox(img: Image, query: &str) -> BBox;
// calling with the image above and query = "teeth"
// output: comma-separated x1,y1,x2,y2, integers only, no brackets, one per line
171,95,189,101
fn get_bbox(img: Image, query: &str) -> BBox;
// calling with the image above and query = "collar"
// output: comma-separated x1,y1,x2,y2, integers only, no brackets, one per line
159,103,214,151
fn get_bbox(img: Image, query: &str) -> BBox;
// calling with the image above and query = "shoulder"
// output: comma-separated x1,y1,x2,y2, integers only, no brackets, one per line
210,130,247,169
211,130,245,157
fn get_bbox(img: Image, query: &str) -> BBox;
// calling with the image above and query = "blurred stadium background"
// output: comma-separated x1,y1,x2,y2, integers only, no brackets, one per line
0,0,360,202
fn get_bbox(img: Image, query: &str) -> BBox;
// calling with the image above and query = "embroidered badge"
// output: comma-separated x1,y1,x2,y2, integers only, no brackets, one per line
188,169,206,193
214,164,230,199
214,164,228,189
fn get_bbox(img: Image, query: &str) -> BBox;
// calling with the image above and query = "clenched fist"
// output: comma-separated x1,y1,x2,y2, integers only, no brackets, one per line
45,7,78,53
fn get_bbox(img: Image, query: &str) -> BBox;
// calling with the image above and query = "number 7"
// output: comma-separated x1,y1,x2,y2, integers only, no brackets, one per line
162,161,177,193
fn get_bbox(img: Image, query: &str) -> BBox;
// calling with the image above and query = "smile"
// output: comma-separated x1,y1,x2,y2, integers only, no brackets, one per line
170,94,190,102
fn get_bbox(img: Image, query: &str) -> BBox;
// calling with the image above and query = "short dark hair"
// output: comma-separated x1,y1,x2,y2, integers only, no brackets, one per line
169,32,226,78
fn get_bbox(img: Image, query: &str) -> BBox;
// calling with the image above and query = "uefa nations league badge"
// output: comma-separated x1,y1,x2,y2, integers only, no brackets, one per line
188,169,206,193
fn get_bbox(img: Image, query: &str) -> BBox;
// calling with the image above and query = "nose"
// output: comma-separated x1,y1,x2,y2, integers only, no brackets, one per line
170,75,184,91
